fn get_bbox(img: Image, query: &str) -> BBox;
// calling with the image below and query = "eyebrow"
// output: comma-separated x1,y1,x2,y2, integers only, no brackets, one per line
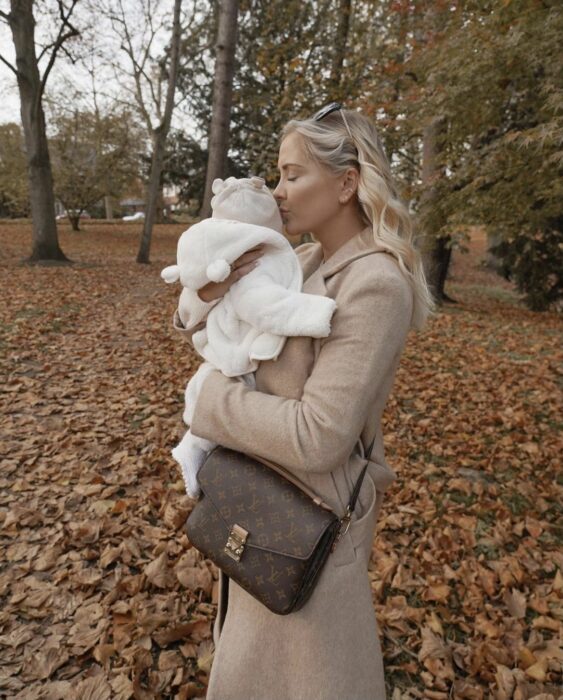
278,163,305,170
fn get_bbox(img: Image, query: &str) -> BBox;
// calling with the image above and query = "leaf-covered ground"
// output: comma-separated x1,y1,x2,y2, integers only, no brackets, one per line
0,222,561,700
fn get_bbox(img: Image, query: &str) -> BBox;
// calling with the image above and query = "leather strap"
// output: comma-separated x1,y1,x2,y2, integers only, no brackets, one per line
346,434,376,513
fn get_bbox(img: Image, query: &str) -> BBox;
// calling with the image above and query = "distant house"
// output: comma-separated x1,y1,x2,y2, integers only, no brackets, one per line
120,185,181,219
163,184,180,216
119,197,145,215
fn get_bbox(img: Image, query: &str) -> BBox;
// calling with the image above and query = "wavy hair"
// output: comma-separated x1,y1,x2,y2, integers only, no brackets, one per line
280,110,435,330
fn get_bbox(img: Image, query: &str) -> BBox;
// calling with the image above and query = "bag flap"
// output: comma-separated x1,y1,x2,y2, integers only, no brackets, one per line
197,446,338,560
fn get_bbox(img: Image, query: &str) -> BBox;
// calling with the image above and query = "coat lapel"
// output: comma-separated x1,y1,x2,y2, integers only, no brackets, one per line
300,226,391,367
319,225,388,280
302,225,388,297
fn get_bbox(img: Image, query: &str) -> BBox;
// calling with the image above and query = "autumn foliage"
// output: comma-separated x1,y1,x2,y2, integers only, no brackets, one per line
1,222,561,699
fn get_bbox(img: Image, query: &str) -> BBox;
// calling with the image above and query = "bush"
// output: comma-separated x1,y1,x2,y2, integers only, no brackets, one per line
490,223,563,311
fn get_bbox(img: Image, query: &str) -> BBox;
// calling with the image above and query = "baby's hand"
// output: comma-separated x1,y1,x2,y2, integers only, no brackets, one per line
197,244,266,302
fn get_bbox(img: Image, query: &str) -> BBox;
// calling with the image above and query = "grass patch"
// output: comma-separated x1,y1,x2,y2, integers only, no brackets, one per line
15,307,45,319
59,302,82,314
502,490,532,516
448,282,523,306
474,543,502,560
448,491,477,507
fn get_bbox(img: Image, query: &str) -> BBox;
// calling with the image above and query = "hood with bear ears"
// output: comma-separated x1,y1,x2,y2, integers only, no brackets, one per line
210,175,283,234
160,218,298,290
160,175,290,289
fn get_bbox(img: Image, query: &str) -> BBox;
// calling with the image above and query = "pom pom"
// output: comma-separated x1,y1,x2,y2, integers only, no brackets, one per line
161,265,180,283
250,176,265,189
206,259,231,282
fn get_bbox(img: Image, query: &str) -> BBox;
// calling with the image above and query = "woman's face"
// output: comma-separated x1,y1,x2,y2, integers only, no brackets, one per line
272,132,343,237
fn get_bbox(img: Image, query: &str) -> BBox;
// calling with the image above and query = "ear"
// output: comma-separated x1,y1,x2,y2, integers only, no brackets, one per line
212,178,225,195
339,167,360,204
161,265,180,283
206,259,231,283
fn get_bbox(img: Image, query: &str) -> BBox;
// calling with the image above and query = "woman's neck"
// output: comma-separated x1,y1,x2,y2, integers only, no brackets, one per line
315,208,368,263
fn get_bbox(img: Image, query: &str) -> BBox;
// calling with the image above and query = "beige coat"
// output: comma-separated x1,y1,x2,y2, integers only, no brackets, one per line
173,224,414,700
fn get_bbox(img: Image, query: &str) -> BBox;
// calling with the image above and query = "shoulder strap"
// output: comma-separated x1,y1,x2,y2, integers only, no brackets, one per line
346,434,376,513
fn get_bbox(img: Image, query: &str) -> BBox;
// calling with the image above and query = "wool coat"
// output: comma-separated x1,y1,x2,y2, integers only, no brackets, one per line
172,224,414,700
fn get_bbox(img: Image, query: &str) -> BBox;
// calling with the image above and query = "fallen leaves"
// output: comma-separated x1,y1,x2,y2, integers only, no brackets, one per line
1,223,213,698
375,231,562,698
1,222,561,698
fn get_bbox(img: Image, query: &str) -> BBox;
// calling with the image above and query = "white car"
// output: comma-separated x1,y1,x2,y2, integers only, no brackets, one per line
123,211,145,221
56,210,91,220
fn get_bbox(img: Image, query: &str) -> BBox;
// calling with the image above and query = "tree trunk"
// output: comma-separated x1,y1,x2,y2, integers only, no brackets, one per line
420,115,453,303
69,214,80,231
156,188,166,223
329,0,351,97
484,229,507,272
9,0,69,262
200,0,239,219
139,132,166,256
104,195,113,219
137,0,182,264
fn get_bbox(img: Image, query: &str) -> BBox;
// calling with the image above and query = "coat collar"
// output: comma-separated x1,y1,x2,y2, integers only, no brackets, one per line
301,225,390,289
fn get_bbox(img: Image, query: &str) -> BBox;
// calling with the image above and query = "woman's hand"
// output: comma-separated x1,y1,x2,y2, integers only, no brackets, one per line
197,244,266,302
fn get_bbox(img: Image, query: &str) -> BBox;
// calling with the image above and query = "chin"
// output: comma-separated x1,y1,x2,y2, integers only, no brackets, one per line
283,220,304,238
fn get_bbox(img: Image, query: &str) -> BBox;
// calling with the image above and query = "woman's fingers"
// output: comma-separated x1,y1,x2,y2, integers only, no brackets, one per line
197,245,265,302
234,244,266,267
230,259,259,282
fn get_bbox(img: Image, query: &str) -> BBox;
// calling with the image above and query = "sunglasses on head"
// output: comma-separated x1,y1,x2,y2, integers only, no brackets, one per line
312,101,356,151
312,102,342,121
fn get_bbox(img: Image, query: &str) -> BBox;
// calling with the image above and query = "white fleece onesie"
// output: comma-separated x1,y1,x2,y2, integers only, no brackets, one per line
162,176,337,498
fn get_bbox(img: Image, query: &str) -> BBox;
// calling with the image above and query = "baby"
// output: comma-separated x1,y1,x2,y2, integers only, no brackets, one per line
162,175,337,498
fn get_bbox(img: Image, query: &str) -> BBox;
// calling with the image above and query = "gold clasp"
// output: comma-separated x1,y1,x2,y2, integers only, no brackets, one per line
224,523,249,562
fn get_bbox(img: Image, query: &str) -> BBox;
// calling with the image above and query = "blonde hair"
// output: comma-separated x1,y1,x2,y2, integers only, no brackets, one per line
280,109,435,330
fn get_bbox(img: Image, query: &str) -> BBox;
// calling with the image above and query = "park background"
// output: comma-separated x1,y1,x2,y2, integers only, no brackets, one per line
0,1,561,698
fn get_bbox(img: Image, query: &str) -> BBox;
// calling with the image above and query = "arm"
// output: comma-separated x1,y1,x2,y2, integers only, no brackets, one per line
231,278,337,337
190,262,413,474
172,243,270,344
172,286,221,347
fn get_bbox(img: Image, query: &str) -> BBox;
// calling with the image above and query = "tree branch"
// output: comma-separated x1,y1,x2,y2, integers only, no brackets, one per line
113,0,154,133
0,52,17,75
159,0,182,134
39,0,80,101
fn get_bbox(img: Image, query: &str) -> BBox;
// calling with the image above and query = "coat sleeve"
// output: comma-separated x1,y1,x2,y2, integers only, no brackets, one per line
230,279,337,337
189,262,413,475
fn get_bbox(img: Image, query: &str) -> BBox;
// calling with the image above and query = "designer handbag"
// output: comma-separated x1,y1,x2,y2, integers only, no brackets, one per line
184,438,375,615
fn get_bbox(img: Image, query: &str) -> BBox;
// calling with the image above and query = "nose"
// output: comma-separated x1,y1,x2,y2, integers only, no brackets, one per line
272,179,285,203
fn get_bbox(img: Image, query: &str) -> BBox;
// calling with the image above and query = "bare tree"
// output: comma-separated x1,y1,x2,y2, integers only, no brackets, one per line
137,0,182,263
0,0,79,261
200,0,239,219
98,0,189,263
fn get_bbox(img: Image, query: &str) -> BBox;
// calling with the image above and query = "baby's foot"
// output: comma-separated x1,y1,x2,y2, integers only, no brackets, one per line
172,440,208,499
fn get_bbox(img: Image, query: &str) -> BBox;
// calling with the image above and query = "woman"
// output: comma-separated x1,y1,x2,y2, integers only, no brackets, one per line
173,104,434,699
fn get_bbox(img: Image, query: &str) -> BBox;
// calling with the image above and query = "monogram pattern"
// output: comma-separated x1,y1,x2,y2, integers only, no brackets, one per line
185,446,341,615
